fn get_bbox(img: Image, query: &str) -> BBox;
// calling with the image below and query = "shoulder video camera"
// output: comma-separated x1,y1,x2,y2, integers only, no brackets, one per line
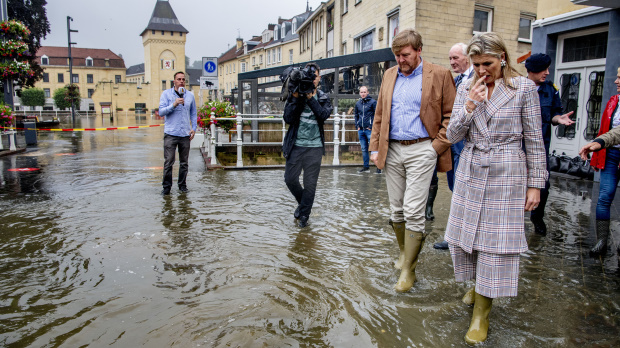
279,65,317,101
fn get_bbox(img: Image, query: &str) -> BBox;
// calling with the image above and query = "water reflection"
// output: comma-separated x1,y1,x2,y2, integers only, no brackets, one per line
0,116,618,346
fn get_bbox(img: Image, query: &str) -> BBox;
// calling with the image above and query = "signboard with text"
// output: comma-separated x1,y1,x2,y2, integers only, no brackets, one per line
202,57,218,77
200,76,218,90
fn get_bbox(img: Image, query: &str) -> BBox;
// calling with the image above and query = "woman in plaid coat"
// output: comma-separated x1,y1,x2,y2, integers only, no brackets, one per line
445,33,548,345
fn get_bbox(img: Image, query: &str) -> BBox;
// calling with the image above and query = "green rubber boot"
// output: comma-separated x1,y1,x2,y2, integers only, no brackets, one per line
464,292,493,345
389,220,406,270
462,287,475,306
394,230,425,292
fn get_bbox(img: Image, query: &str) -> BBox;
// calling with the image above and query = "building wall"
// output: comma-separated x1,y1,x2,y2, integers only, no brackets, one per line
537,0,588,18
34,64,126,110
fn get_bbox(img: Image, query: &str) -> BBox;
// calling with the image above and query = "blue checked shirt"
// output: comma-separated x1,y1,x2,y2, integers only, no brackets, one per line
159,87,197,137
389,60,429,140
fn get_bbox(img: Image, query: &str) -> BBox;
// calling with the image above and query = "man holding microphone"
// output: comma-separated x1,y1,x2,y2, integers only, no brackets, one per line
159,71,197,195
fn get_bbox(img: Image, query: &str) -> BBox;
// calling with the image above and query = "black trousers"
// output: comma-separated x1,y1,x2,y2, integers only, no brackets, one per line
163,134,191,190
284,146,323,218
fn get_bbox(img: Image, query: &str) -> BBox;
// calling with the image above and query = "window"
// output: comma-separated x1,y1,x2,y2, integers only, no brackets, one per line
272,49,276,63
518,13,535,42
473,5,493,33
277,47,281,62
354,30,374,53
72,74,79,83
259,55,263,64
161,30,164,35
44,88,50,98
233,63,235,73
85,57,93,66
388,9,400,44
562,31,607,63
58,73,64,83
252,57,256,66
152,30,155,34
343,0,348,14
292,18,298,34
170,81,174,89
162,80,166,90
268,50,271,64
43,73,49,83
88,89,94,98
241,62,246,73
41,55,48,65
289,49,293,64
87,74,93,83
281,24,286,38
115,75,121,83
342,42,347,55
171,31,174,36
180,32,183,36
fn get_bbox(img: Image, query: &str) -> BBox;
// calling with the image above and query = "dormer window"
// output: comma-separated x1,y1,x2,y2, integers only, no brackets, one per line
85,57,93,67
282,25,286,38
41,55,49,65
292,19,297,34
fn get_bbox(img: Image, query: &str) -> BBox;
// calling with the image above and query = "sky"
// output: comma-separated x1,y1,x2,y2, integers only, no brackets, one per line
41,0,323,68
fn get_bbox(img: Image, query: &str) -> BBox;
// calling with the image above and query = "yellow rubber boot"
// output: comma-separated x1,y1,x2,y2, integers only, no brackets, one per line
462,287,475,306
394,230,425,292
389,220,406,269
464,292,493,345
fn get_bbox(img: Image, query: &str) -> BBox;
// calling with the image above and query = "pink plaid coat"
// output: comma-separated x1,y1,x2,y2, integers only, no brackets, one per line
445,76,548,254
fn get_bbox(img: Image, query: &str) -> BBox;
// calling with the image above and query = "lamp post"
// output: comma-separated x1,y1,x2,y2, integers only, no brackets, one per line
1,0,13,108
67,16,78,127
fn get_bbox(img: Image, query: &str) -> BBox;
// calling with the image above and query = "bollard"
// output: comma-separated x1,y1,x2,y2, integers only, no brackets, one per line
236,113,243,167
333,115,340,165
210,112,217,165
23,121,37,145
8,130,16,151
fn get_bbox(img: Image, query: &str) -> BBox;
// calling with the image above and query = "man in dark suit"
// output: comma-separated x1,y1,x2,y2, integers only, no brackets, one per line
432,43,473,250
369,29,455,292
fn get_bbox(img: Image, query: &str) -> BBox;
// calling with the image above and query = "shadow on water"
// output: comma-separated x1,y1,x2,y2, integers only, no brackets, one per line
0,116,618,347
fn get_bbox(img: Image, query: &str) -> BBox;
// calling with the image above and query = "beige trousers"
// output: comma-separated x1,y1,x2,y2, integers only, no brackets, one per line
384,140,438,232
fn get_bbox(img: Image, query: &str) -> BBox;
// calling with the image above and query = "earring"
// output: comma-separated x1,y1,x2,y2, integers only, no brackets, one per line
501,60,507,67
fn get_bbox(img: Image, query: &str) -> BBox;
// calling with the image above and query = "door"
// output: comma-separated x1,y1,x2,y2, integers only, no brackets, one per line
550,65,605,156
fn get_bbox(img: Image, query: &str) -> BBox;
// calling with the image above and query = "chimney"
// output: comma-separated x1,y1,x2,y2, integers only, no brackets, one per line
236,38,243,50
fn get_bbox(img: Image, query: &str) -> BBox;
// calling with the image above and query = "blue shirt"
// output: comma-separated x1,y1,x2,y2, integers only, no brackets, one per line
159,87,197,137
389,60,429,140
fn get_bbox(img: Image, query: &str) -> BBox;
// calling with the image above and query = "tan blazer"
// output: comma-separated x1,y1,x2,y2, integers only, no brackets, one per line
369,62,456,171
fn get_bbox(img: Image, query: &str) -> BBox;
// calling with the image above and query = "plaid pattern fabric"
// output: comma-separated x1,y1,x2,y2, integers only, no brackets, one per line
449,245,520,298
445,77,548,254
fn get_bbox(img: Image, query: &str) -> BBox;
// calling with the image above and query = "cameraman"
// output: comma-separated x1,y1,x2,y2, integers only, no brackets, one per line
282,63,333,227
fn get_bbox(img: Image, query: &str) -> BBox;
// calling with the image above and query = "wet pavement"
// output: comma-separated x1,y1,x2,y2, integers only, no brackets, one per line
0,115,618,347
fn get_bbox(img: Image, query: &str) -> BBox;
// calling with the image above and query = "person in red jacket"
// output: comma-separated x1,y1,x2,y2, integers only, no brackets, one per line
588,66,620,256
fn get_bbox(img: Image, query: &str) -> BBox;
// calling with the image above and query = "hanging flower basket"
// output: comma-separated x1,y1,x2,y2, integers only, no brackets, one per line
0,20,30,39
0,103,14,130
0,60,34,79
0,40,28,57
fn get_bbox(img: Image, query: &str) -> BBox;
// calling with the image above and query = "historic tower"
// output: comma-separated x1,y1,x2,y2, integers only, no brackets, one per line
141,0,188,108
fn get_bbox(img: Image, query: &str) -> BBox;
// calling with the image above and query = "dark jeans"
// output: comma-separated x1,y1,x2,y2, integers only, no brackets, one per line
596,147,620,220
284,146,323,218
430,140,464,191
163,134,191,190
358,129,372,168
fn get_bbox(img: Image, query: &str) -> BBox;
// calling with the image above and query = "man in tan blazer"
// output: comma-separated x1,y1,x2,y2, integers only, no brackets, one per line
369,29,455,292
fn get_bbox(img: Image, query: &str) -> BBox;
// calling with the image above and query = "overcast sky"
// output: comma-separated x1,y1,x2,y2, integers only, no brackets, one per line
42,0,322,68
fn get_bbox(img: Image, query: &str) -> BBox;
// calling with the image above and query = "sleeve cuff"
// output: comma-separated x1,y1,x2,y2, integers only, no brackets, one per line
593,138,606,148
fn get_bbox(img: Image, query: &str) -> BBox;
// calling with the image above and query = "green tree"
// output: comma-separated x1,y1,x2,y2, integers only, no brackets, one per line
20,87,45,109
8,0,51,88
53,84,80,110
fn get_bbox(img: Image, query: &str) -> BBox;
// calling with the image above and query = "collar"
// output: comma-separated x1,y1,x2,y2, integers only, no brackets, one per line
463,65,474,77
397,58,423,78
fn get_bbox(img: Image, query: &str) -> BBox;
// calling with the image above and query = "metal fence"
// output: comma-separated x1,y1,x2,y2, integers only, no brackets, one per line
202,112,361,167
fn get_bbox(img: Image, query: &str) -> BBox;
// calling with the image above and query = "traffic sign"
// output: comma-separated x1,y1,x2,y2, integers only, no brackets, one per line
200,76,218,90
202,57,218,77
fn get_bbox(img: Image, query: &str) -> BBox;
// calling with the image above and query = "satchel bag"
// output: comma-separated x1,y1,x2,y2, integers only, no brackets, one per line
567,156,583,177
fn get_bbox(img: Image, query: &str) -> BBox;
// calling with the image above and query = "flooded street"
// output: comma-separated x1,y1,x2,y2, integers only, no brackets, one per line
0,115,618,347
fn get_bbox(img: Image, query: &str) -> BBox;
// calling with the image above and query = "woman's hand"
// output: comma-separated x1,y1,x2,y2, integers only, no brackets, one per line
524,188,540,211
466,76,487,112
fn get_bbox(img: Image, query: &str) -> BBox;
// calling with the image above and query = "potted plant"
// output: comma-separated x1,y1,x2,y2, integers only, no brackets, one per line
198,99,238,141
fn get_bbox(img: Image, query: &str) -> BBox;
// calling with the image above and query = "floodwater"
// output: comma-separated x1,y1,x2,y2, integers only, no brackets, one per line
0,115,618,347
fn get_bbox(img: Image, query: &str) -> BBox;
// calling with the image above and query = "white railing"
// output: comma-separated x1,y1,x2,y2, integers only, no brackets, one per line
204,112,360,167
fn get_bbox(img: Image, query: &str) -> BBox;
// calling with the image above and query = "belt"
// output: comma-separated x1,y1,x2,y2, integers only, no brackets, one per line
389,137,431,145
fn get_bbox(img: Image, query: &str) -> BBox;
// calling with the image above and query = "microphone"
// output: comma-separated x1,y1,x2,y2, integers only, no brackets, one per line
179,87,185,105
